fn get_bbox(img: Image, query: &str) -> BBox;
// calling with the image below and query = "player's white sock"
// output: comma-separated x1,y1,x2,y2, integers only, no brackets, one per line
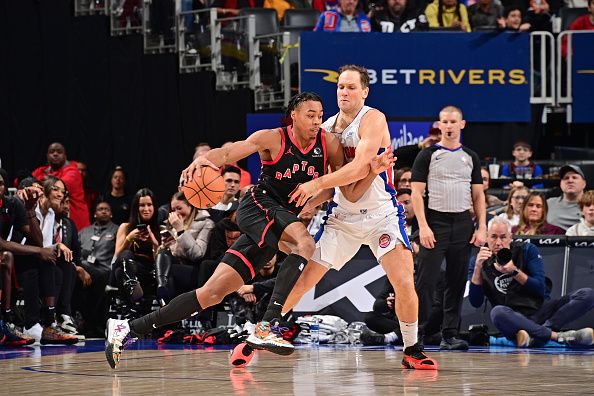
384,331,399,344
399,320,418,349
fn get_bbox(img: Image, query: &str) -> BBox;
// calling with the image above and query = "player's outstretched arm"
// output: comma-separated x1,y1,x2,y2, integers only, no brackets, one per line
182,129,278,183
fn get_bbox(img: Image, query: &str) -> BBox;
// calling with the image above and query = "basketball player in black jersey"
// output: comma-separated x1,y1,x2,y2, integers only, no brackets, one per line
104,92,393,368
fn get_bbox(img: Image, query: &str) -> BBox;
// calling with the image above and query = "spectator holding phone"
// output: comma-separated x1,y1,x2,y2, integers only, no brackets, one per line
113,188,160,312
154,191,215,302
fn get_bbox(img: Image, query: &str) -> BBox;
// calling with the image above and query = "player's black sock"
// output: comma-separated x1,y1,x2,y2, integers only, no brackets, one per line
129,290,202,336
262,254,307,323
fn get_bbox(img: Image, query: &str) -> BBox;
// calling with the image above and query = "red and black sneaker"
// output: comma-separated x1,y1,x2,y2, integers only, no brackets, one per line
402,342,439,370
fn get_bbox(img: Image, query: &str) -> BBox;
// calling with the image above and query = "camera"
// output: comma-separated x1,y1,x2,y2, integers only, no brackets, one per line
495,248,512,266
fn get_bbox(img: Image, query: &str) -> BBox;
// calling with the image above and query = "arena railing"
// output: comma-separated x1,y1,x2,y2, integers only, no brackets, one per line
176,8,219,73
74,0,107,16
109,0,143,36
530,31,556,108
556,31,594,123
142,0,177,54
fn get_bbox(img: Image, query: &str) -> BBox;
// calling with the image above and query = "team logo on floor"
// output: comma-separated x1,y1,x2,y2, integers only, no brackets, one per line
379,234,391,248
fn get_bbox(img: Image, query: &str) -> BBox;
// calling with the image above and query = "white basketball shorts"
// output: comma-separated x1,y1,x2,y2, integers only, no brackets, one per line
312,200,412,271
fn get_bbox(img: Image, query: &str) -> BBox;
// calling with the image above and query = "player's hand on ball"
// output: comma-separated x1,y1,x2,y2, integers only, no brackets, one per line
181,156,219,184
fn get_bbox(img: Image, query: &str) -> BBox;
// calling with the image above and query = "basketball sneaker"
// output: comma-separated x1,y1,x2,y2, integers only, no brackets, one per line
0,320,35,347
229,342,255,368
246,321,294,356
557,328,594,347
105,318,137,369
402,342,439,370
59,314,86,341
40,325,79,345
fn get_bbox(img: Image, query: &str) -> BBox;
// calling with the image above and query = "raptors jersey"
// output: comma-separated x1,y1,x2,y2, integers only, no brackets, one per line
257,126,328,214
322,106,397,212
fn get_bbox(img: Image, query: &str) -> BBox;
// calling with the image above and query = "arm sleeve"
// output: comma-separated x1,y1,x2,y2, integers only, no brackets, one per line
469,150,483,185
460,5,471,31
467,257,485,308
411,148,432,183
176,219,215,262
521,243,546,298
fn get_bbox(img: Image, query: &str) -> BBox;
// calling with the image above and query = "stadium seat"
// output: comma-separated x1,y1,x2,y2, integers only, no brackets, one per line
239,8,279,36
559,7,588,31
283,9,320,29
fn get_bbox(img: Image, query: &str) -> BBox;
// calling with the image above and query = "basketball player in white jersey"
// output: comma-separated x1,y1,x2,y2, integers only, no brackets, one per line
286,65,438,370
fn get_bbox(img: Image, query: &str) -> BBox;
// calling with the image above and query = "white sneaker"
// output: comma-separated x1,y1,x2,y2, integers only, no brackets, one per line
24,323,43,344
105,318,137,369
59,314,85,341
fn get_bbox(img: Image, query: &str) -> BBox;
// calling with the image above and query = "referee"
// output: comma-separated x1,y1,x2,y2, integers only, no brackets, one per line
411,105,486,350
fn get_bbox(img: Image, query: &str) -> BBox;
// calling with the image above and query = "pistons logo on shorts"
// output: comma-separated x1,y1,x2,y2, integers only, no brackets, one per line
379,234,391,248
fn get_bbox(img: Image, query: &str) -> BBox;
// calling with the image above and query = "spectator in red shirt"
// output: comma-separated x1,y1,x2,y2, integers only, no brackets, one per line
562,0,594,57
32,143,90,231
76,161,98,220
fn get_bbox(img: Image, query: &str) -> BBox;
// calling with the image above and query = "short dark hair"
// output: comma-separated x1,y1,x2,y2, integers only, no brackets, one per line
18,176,40,190
396,188,412,197
286,92,323,115
222,165,241,178
338,64,370,88
513,140,532,150
503,5,522,18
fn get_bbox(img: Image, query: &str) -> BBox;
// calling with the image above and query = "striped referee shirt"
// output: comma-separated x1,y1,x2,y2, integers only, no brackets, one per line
411,145,482,213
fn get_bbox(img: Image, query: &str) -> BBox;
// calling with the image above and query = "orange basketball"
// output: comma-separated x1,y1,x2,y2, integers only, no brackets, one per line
182,166,226,209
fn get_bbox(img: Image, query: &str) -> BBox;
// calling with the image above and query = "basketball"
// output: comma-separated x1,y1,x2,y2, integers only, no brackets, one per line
182,166,226,209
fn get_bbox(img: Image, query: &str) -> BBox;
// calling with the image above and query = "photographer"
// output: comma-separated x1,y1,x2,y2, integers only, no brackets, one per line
468,217,594,347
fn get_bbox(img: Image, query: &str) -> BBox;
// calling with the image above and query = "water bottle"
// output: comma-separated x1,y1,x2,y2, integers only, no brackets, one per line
310,319,320,346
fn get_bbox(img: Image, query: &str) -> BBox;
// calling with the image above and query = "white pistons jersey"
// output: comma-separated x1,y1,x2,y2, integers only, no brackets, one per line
322,105,397,213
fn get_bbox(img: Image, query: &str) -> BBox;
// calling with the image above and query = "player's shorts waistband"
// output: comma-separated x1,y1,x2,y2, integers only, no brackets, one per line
330,200,399,219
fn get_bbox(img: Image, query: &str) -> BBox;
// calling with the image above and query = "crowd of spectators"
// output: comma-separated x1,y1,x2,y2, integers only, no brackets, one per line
0,125,591,350
0,139,331,347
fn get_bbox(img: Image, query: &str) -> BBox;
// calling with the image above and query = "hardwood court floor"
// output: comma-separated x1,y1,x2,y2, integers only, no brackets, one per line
2,340,594,395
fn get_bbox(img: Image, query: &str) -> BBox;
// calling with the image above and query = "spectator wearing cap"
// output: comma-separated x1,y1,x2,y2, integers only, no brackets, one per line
565,190,594,236
500,141,543,188
547,165,587,230
32,143,90,231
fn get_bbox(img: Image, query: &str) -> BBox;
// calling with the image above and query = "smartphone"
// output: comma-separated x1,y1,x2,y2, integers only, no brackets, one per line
160,229,173,238
136,223,148,232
